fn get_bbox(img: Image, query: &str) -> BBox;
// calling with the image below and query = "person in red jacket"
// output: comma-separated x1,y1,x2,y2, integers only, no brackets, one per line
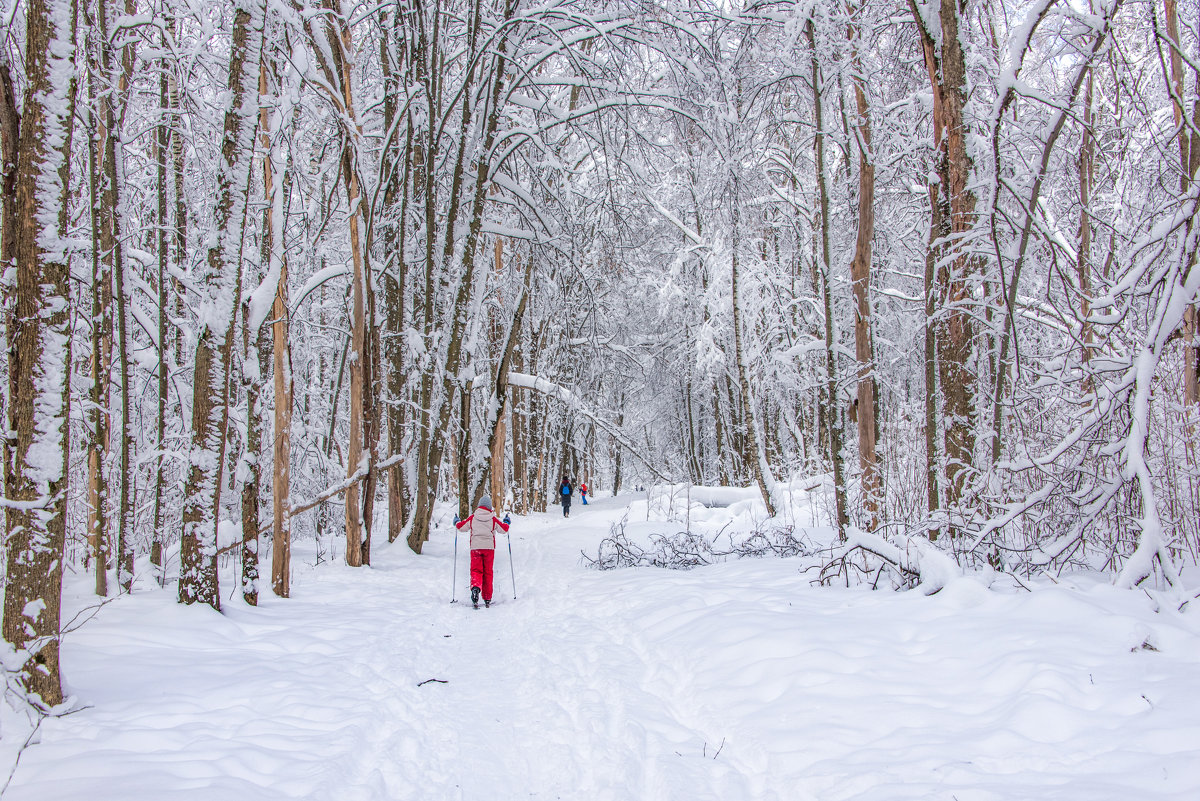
454,495,509,608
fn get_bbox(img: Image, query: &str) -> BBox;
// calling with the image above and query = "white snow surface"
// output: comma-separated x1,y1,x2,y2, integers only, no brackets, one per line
6,492,1200,800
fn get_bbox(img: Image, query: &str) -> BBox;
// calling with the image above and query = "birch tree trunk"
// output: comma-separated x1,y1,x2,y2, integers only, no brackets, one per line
2,0,77,706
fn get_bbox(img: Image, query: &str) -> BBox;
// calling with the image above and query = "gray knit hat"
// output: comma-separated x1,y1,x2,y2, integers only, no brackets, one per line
479,495,493,510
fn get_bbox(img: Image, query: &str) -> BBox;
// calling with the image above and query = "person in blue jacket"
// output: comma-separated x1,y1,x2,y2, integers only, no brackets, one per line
559,475,573,518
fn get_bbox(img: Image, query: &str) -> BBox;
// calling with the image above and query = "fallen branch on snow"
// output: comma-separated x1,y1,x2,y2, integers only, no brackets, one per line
821,527,960,594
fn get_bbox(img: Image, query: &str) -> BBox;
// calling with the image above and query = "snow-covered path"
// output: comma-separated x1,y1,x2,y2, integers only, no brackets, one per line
8,493,1200,800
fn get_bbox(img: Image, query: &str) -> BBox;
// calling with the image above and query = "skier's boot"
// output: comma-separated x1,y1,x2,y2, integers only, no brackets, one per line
471,586,480,609
484,599,491,608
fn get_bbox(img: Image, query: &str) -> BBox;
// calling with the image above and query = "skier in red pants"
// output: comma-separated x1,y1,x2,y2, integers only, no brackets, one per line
455,495,509,608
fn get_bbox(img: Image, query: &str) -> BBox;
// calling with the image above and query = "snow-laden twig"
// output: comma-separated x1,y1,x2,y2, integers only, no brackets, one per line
582,516,813,571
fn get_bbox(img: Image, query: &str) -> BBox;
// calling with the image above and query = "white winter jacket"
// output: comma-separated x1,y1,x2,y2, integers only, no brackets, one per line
455,506,509,550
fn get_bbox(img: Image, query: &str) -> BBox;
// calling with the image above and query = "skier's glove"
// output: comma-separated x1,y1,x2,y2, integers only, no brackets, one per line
453,515,460,525
503,515,511,525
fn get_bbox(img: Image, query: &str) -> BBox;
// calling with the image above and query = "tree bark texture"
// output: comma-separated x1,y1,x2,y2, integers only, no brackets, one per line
933,0,978,517
178,0,264,609
269,142,293,598
848,11,879,530
2,0,78,707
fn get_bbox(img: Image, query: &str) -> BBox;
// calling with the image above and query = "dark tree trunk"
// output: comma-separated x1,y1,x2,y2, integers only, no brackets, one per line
2,0,78,706
179,0,264,609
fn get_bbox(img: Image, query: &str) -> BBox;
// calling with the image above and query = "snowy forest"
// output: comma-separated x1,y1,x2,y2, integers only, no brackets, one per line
2,0,1200,741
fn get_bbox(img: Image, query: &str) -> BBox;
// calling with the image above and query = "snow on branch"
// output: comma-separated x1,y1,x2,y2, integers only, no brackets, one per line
508,371,669,481
826,528,961,595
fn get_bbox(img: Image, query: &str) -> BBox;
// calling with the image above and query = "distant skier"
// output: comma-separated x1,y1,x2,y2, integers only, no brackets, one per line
454,495,510,608
579,481,589,505
560,476,573,518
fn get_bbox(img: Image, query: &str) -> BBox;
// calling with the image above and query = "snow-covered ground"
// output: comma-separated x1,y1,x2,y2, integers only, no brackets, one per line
5,490,1200,800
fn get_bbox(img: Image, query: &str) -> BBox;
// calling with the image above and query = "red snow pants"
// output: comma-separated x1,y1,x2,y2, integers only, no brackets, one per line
470,549,495,601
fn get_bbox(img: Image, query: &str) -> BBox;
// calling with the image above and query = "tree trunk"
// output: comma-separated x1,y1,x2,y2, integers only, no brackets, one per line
270,248,292,596
315,0,372,567
612,399,625,496
924,174,947,535
730,172,776,517
910,0,979,533
1165,1,1200,410
91,0,137,594
848,12,879,530
1078,63,1094,383
457,380,472,516
472,260,533,508
169,11,187,373
0,63,17,272
150,40,170,574
935,0,978,520
409,1,514,552
808,18,848,538
2,0,78,706
84,57,112,595
381,16,409,544
917,26,948,536
179,0,264,609
266,92,293,597
241,318,263,607
511,338,528,513
489,237,508,508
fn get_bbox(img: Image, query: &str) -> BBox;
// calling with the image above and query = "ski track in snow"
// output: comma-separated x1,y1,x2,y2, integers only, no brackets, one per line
6,493,1200,800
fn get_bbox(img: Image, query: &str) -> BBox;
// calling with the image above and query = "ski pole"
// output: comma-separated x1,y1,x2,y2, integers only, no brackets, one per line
451,517,459,603
507,533,517,599
501,515,516,597
505,520,517,600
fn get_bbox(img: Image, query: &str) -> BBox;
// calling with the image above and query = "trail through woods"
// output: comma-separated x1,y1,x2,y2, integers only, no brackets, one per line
6,493,1200,800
